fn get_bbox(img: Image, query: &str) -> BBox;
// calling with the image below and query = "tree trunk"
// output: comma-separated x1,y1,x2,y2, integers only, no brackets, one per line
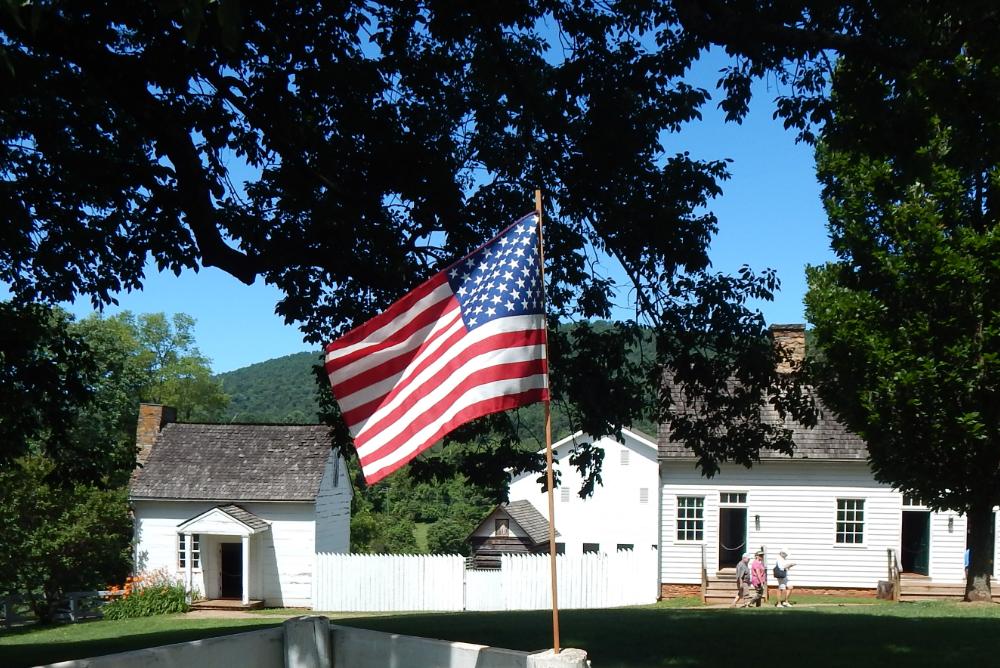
965,504,995,602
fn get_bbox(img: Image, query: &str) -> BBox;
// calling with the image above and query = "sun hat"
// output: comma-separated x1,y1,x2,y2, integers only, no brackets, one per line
754,550,764,556
779,549,788,557
742,552,750,559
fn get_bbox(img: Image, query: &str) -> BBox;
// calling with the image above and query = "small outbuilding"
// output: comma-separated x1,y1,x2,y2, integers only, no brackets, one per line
129,404,351,608
468,500,558,569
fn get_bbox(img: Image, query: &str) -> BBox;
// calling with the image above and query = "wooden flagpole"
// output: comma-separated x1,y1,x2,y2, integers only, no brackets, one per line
534,188,560,654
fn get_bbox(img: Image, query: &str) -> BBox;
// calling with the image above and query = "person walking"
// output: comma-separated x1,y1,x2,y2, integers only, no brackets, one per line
750,550,767,607
732,552,752,607
773,549,796,607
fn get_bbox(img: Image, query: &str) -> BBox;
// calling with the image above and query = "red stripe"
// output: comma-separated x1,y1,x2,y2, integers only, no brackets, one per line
330,301,462,401
357,356,548,465
361,388,550,484
346,328,547,431
340,319,470,427
324,272,449,354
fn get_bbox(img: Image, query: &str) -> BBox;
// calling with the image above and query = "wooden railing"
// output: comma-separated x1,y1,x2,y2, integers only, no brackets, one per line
2,590,123,628
699,544,708,603
886,548,902,602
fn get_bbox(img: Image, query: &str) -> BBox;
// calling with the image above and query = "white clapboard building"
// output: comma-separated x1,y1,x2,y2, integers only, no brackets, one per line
657,325,999,600
494,428,660,558
129,404,351,607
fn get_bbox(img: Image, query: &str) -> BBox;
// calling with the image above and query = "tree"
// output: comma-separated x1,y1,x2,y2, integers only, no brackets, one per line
3,2,811,489
806,128,1000,601
0,456,132,621
673,0,1000,601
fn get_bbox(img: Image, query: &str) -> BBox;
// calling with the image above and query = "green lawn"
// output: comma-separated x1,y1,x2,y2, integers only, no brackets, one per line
3,602,999,668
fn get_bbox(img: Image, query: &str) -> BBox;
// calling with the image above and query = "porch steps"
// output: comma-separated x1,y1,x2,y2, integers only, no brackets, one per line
704,573,739,605
898,578,1000,602
190,599,265,611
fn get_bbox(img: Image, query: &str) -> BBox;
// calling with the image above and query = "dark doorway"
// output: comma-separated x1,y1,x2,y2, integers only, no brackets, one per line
901,511,930,575
719,508,747,568
220,543,243,599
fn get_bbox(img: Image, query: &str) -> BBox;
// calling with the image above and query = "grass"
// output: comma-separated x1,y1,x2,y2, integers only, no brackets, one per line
414,521,431,552
3,601,999,668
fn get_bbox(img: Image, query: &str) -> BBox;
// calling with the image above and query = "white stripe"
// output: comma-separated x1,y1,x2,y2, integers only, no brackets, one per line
325,281,454,363
354,337,546,454
346,314,544,435
329,306,462,403
361,373,549,479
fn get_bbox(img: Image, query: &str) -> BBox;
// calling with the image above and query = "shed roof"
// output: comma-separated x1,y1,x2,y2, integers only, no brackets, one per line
130,423,333,502
504,500,558,545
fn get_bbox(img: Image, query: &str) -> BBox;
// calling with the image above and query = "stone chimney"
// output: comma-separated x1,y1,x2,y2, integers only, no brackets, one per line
135,403,176,468
769,324,806,373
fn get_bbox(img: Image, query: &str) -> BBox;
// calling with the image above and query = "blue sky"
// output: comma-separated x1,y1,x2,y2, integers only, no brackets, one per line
57,50,834,374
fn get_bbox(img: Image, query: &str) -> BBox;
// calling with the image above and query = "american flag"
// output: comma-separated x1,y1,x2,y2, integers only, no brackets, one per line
324,213,549,484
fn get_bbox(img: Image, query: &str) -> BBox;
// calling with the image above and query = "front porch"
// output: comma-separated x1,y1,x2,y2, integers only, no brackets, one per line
177,504,272,606
190,598,265,611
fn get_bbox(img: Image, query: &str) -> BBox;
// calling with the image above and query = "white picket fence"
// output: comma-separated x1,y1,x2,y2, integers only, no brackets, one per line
312,549,658,612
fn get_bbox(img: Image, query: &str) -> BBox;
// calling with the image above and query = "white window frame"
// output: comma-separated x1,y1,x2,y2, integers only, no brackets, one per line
835,498,866,545
178,533,202,570
676,496,705,542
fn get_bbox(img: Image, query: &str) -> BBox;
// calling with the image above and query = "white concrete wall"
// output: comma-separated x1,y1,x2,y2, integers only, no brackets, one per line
133,500,316,606
42,619,541,668
509,431,659,555
314,454,352,553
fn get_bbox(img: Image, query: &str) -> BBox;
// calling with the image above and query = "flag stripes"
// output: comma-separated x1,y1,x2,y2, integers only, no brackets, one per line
324,213,548,484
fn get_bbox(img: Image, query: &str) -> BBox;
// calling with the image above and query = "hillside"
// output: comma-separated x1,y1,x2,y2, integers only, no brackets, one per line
217,350,324,423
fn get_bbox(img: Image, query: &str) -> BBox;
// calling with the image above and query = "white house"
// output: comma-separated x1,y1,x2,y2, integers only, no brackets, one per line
129,404,351,608
499,429,660,557
657,325,999,600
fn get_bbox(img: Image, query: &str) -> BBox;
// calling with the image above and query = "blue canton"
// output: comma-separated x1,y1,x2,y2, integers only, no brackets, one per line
446,214,544,330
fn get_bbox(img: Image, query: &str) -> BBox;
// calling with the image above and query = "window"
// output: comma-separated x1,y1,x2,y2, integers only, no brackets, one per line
560,487,570,503
676,497,704,541
617,543,634,552
554,543,566,555
495,519,509,537
178,533,201,569
836,499,865,544
720,492,747,505
903,495,923,507
620,449,631,466
639,488,649,504
583,543,600,554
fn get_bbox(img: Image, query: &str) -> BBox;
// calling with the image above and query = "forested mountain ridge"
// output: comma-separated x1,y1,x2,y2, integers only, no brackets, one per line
217,351,323,423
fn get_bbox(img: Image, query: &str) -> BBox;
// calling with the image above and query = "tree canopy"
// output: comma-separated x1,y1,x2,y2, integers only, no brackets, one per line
1,1,813,487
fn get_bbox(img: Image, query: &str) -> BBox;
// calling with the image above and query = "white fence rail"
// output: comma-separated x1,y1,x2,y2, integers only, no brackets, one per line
313,549,657,612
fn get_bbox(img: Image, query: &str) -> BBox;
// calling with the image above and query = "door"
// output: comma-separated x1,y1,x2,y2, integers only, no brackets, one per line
220,543,243,599
719,507,747,568
901,511,930,575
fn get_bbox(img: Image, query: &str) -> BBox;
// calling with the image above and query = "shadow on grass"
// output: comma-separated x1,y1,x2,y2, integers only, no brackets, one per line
0,619,280,668
333,606,1000,668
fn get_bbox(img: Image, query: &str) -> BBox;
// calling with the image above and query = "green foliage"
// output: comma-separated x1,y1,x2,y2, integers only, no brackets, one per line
804,42,1000,600
0,456,132,622
2,2,809,490
427,518,473,556
217,351,322,423
102,570,190,620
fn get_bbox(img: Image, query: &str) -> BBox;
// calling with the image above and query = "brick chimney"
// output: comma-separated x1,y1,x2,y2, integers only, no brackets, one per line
769,324,806,373
135,403,176,468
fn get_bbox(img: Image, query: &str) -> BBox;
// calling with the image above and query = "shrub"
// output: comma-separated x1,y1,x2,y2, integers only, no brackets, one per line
103,568,190,619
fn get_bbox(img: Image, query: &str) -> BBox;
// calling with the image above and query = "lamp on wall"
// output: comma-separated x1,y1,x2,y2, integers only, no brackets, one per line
754,514,761,531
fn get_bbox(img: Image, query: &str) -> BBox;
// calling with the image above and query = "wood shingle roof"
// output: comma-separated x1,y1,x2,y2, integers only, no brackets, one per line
658,393,868,461
130,423,333,501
